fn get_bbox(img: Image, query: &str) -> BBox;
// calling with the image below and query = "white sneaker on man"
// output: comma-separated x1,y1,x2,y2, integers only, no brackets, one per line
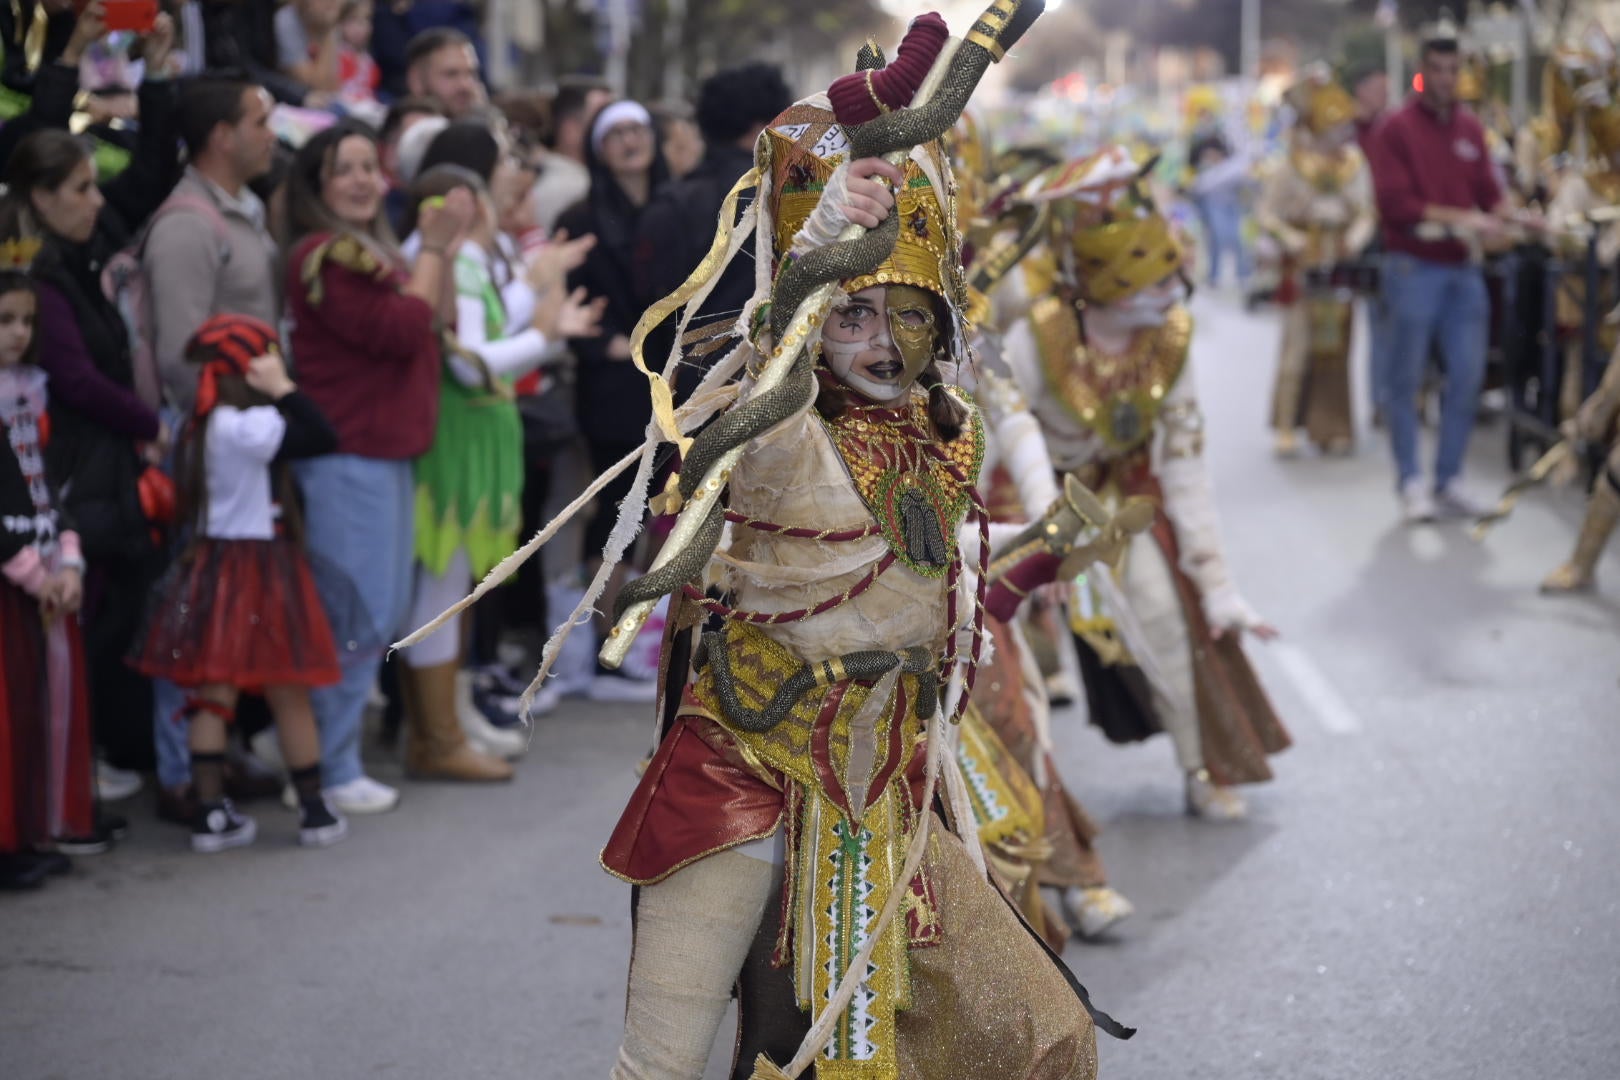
96,761,143,803
324,776,400,815
1433,482,1489,520
1400,478,1436,524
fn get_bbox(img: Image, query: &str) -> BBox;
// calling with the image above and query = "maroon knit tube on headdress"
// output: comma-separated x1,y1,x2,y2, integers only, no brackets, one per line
828,13,950,126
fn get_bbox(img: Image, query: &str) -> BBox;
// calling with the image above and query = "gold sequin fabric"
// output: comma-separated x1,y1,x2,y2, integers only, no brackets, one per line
819,386,986,578
1032,302,1191,455
895,826,1099,1080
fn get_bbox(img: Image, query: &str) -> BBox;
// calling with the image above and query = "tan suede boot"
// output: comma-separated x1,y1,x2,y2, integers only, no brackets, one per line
402,662,515,782
1542,478,1620,594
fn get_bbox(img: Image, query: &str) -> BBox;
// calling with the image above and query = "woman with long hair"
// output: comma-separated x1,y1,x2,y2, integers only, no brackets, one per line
0,18,180,843
282,120,493,813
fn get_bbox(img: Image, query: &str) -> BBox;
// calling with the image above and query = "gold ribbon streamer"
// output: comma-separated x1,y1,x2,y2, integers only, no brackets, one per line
628,166,762,455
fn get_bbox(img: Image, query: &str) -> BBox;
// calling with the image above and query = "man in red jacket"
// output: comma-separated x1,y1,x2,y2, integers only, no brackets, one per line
1371,32,1529,522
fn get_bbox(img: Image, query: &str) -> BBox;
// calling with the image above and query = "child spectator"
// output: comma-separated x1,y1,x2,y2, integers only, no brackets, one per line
0,259,97,890
129,315,348,853
337,0,380,109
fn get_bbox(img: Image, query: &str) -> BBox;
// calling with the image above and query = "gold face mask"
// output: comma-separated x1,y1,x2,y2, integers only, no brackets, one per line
885,284,939,383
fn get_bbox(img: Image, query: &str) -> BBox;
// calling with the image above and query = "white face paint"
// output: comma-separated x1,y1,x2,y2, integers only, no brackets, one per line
820,286,936,404
1101,275,1187,330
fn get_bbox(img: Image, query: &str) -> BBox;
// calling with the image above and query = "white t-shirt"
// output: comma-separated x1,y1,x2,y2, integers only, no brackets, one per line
205,405,287,540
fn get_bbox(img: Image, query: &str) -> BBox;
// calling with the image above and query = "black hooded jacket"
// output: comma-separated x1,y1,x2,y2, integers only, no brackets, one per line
554,115,670,448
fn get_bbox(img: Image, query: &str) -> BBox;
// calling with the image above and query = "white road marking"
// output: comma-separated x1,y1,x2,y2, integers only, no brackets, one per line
1270,642,1363,735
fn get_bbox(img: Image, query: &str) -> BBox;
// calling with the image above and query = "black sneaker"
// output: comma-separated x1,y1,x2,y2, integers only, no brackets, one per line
97,813,130,843
297,797,348,849
191,800,257,854
30,850,73,876
0,853,50,891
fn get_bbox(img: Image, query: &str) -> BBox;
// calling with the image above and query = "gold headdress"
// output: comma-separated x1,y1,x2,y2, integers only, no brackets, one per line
1023,146,1183,306
0,236,42,272
763,103,958,304
1539,30,1620,161
1286,64,1357,137
1456,54,1488,104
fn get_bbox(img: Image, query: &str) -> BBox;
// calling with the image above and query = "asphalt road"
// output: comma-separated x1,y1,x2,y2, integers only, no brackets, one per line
3,291,1617,1080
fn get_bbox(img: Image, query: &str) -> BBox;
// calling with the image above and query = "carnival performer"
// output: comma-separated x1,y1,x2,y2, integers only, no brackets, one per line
1257,65,1377,457
129,315,349,853
991,147,1290,821
0,256,95,889
399,7,1132,1077
952,118,1140,941
395,164,603,769
1542,344,1620,593
1538,44,1620,421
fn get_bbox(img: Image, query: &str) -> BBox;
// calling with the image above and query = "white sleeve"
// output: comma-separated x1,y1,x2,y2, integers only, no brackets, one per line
975,363,1060,518
1154,361,1265,632
453,294,553,386
956,520,1029,567
501,276,537,337
209,405,287,465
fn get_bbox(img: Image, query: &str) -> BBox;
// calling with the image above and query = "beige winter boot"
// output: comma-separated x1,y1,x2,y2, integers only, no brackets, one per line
402,662,515,782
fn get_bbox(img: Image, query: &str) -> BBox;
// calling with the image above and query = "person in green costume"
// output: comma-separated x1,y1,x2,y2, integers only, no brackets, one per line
395,163,601,772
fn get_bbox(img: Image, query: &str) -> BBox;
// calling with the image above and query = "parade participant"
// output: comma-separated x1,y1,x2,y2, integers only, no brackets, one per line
1542,346,1620,593
1258,66,1377,457
1372,28,1517,523
130,315,350,852
952,116,1139,940
395,164,602,767
0,256,94,888
992,147,1290,821
399,7,1129,1076
1538,44,1620,421
602,35,1121,1080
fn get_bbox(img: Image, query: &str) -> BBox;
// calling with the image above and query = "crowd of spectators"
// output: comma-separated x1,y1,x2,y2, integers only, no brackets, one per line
0,0,793,888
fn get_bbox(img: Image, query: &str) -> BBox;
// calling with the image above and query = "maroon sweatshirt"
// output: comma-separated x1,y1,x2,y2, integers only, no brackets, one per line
285,233,439,460
1371,96,1503,264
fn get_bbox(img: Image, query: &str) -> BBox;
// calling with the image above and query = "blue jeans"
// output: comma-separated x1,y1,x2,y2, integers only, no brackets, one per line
1367,257,1394,415
294,455,416,787
1196,194,1251,287
1381,253,1489,489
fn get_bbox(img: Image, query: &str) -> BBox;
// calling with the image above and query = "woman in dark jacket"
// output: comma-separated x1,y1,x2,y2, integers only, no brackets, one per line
0,19,181,788
552,99,668,694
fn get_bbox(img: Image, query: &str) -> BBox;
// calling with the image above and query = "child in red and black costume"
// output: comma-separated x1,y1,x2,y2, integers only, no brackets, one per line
131,315,348,854
0,264,97,891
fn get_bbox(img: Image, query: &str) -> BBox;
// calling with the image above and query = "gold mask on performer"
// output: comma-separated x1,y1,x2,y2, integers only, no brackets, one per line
821,285,938,404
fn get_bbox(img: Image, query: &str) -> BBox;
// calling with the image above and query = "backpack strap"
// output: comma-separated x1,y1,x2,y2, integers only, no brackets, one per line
139,190,233,266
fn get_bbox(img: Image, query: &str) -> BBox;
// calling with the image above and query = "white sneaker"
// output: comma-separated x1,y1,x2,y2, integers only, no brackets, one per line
455,672,528,761
247,729,286,773
1400,478,1436,524
1433,482,1489,520
1185,770,1247,821
586,670,659,704
324,776,401,815
1062,885,1136,939
96,761,143,803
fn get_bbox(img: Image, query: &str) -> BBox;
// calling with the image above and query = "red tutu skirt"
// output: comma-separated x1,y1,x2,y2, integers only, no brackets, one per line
130,538,342,690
